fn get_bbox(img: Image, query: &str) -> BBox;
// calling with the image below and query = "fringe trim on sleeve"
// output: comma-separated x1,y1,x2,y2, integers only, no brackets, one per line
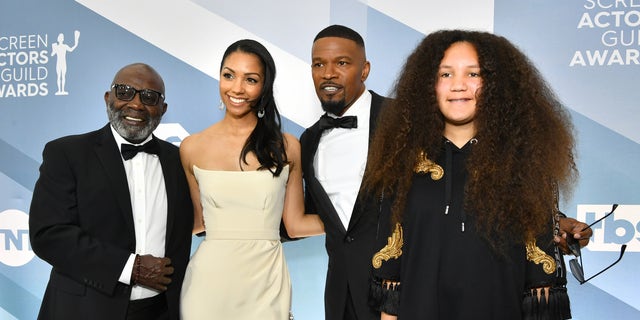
369,277,400,316
522,286,571,320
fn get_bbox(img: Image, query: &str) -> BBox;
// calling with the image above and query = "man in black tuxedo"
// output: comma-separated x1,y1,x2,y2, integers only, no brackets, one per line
300,25,387,320
29,63,193,320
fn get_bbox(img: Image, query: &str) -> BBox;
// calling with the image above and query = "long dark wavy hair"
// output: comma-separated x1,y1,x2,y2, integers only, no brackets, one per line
363,30,578,250
221,39,287,176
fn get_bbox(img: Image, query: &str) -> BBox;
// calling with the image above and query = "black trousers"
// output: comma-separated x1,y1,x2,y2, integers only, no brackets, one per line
343,288,359,320
126,293,168,320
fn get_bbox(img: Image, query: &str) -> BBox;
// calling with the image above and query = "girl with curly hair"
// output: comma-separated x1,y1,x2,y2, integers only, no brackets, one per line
365,30,580,319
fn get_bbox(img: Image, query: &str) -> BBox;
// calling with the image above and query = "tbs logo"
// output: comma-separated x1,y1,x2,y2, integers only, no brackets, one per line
577,204,638,252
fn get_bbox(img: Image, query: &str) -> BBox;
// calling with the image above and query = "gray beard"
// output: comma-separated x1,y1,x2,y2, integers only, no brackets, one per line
107,102,161,143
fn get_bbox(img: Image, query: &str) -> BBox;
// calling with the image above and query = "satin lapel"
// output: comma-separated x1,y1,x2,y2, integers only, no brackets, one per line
346,91,387,232
93,125,136,238
368,91,386,140
156,137,177,244
301,123,348,234
308,178,348,234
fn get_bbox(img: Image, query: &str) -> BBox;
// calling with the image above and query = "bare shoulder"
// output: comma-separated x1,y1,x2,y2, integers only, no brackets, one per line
283,132,299,143
283,133,301,168
283,133,300,152
179,132,198,155
180,124,218,156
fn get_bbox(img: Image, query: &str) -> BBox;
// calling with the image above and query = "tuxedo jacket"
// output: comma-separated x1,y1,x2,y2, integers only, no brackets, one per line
300,90,388,320
29,124,193,320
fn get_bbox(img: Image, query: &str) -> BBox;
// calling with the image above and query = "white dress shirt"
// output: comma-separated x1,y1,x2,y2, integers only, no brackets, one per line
111,126,168,300
314,90,371,229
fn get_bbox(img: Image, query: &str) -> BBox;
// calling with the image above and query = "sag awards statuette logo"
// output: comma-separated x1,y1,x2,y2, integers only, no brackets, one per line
51,30,80,95
0,209,34,267
0,30,79,98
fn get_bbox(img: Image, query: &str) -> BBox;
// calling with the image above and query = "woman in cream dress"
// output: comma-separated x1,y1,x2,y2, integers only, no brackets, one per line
179,39,324,319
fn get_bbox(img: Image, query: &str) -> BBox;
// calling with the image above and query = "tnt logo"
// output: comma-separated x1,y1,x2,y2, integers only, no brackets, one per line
0,209,34,267
577,204,639,252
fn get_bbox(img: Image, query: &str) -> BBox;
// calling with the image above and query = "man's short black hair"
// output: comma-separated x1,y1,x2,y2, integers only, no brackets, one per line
313,25,365,48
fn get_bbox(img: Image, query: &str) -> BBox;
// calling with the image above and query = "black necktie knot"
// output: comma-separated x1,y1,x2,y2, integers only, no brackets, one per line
318,114,358,131
121,139,160,160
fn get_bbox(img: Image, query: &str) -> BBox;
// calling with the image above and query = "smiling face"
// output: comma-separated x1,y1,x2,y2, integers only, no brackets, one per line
436,41,482,133
219,51,264,118
311,36,370,115
104,64,167,144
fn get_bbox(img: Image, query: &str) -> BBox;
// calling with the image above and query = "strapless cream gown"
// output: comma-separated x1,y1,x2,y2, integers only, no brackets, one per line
180,165,291,320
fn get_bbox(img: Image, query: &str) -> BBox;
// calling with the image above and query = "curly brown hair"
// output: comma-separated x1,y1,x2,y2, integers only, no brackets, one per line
363,30,578,249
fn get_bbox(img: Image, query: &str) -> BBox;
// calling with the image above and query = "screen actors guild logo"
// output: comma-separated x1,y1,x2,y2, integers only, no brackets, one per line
51,30,80,95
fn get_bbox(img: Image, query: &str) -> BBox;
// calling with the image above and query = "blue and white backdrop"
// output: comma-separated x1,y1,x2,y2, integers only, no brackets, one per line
1,0,638,319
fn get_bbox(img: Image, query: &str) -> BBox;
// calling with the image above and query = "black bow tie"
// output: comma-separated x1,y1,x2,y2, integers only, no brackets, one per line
121,140,160,160
318,114,358,131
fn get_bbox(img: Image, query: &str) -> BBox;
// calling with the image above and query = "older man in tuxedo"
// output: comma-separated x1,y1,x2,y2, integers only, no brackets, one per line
29,63,193,320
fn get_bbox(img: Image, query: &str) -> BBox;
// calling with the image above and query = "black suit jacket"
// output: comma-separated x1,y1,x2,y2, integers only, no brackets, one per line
29,124,193,320
300,90,388,320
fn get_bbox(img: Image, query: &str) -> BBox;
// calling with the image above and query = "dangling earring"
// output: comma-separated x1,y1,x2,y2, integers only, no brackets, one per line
218,100,225,110
257,108,265,119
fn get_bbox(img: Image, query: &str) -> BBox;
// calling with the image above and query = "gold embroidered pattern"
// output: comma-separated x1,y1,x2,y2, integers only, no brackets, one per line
526,239,556,275
372,223,404,269
413,150,444,180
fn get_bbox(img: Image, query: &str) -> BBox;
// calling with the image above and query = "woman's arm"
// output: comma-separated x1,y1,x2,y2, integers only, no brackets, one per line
179,136,205,235
281,133,324,238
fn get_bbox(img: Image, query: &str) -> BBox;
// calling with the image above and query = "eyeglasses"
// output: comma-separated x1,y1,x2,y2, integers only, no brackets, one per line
568,204,627,284
111,84,165,106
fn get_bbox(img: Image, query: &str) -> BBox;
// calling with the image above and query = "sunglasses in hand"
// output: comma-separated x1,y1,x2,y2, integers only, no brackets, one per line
566,204,627,284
